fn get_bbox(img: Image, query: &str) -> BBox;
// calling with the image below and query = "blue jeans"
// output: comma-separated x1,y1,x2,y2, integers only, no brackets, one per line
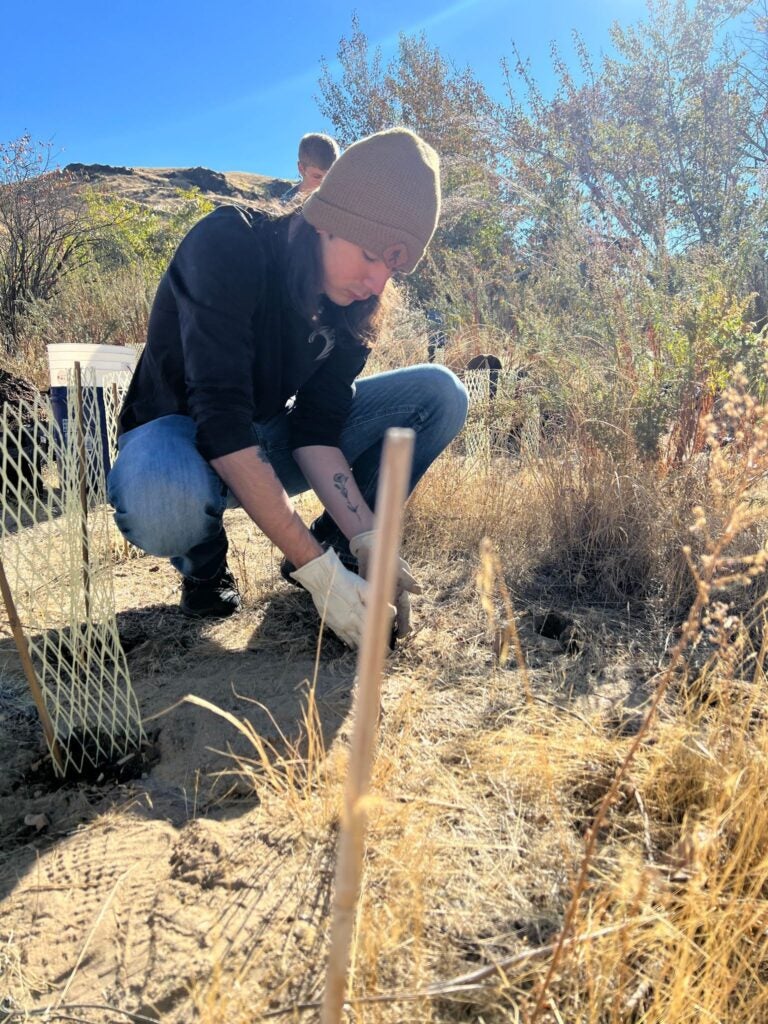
107,364,468,580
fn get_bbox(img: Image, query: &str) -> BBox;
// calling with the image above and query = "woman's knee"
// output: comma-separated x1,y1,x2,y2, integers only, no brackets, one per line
413,363,469,439
107,434,225,557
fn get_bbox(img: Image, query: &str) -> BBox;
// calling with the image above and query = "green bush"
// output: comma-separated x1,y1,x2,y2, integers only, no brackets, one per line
85,186,214,278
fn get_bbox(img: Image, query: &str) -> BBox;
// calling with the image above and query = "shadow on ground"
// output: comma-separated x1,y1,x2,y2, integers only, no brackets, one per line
0,586,356,903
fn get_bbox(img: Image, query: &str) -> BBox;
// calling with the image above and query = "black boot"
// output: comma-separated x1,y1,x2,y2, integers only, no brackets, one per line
180,565,242,618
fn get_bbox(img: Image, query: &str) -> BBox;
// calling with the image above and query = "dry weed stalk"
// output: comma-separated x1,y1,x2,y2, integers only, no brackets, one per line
185,684,332,822
477,536,531,703
0,1007,161,1023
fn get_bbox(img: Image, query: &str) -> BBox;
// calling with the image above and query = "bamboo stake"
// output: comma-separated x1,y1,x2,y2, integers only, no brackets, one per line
0,555,64,775
72,362,90,619
320,427,415,1024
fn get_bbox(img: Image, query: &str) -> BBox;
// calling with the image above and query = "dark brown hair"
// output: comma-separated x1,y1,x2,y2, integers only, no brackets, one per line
297,133,340,171
283,212,387,344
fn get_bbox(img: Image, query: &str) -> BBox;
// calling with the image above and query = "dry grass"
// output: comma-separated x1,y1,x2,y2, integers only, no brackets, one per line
3,361,768,1022
14,264,155,388
0,333,51,394
179,377,768,1023
189,658,768,1022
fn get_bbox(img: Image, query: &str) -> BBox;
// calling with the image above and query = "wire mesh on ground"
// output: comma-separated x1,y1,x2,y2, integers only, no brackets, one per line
0,380,144,776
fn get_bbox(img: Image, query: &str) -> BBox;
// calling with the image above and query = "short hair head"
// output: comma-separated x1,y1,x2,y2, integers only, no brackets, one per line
297,133,340,172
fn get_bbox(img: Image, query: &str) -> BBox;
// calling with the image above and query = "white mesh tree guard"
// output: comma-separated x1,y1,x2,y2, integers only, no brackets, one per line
103,370,143,560
103,370,133,470
0,380,144,777
462,369,541,459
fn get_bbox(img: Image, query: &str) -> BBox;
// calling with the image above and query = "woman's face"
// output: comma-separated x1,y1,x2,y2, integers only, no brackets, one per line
318,231,393,306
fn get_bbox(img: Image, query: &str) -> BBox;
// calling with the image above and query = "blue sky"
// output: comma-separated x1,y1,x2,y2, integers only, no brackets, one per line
4,0,648,181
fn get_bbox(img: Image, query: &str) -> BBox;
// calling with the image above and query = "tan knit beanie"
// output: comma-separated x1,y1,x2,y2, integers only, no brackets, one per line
302,127,440,274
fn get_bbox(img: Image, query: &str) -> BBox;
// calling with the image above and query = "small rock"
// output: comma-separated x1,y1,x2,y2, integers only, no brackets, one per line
24,812,50,831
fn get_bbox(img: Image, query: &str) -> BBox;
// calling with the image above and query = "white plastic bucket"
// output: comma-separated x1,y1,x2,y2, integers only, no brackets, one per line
46,344,137,474
47,343,137,388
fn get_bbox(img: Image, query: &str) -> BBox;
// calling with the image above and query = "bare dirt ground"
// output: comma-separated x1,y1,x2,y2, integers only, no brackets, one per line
0,485,658,1023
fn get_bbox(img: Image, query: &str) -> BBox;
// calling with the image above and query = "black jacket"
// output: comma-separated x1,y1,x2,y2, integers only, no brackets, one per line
119,205,369,460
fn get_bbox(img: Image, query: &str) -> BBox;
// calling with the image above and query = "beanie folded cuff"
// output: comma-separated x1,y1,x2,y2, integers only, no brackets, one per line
303,195,430,274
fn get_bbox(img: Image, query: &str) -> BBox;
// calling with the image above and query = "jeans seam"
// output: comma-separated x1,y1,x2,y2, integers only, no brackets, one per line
344,405,426,432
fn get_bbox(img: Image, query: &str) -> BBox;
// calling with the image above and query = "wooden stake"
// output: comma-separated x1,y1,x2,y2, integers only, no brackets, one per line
72,362,90,618
0,555,64,775
321,427,415,1024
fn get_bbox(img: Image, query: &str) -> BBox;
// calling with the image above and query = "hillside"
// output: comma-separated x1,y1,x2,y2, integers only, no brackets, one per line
64,162,292,209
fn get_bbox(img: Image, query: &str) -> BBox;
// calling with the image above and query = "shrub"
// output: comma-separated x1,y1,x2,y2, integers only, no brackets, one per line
85,186,214,278
15,264,154,387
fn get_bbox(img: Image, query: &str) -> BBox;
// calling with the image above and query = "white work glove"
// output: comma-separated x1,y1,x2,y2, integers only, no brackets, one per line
290,547,388,650
349,530,422,638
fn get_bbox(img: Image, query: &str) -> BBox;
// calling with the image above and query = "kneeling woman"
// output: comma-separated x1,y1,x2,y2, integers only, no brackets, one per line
108,127,468,648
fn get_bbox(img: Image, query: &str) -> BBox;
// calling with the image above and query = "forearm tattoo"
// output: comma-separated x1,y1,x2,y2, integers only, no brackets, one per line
255,446,270,465
333,472,360,516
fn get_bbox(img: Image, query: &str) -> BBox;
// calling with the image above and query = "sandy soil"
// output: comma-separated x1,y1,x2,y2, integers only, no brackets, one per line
0,502,357,1014
0,499,653,1023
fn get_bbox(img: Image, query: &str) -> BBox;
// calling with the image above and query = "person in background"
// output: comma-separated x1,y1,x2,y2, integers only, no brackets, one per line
281,132,340,203
108,128,468,651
